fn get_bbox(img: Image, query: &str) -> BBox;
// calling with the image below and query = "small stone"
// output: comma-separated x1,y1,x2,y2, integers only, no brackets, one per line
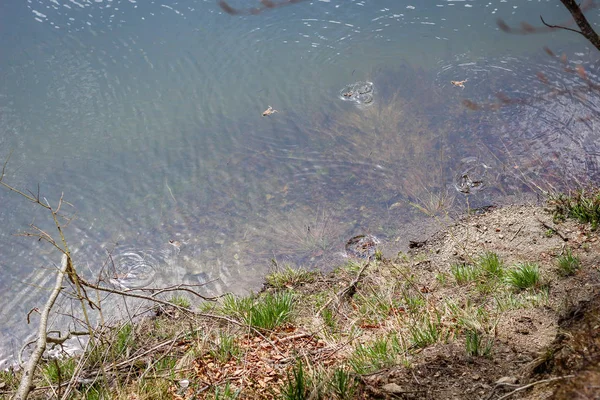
179,379,190,389
382,383,404,394
499,234,504,240
473,374,481,380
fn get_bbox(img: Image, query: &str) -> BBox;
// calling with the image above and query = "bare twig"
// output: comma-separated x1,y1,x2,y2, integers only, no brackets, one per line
540,15,583,35
14,255,69,400
538,218,569,241
144,282,221,301
557,0,600,52
46,330,89,345
510,225,524,242
77,277,206,315
494,375,575,400
317,261,370,316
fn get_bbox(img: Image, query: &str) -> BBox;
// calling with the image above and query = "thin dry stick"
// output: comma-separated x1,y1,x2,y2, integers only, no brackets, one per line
538,219,569,241
317,261,370,316
14,255,69,400
59,338,95,400
494,375,575,400
508,224,523,242
139,334,182,381
77,278,200,315
1,165,98,349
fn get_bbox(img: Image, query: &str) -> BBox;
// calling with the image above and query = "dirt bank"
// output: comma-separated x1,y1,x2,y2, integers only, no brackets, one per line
2,203,599,400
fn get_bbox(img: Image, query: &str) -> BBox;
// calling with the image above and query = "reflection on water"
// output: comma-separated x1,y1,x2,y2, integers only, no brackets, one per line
2,0,600,366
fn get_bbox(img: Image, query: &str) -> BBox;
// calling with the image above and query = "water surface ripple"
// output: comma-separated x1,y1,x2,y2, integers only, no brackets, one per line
1,0,599,366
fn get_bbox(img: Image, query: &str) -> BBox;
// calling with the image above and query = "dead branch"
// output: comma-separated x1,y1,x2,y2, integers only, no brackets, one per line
129,282,221,302
540,15,583,35
76,277,207,315
316,261,370,316
497,0,600,52
557,0,600,52
14,254,69,400
537,218,569,241
46,330,89,346
493,375,575,400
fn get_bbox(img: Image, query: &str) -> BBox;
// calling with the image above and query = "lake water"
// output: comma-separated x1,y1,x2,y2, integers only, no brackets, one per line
1,0,599,365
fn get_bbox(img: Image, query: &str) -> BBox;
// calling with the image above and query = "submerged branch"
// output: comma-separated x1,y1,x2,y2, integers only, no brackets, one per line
218,0,307,15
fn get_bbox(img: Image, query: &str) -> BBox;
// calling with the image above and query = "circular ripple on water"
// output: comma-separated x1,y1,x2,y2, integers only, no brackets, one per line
340,81,374,106
454,157,490,195
108,248,161,289
437,53,600,188
345,234,380,259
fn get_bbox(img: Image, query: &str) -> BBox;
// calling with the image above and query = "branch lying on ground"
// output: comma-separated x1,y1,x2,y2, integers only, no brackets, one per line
317,261,370,316
538,219,569,242
486,375,575,400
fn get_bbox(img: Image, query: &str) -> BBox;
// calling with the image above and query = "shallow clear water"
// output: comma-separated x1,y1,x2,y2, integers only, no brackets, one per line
1,0,599,365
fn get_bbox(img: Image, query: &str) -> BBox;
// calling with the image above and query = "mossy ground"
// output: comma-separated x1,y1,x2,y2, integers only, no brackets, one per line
2,205,600,400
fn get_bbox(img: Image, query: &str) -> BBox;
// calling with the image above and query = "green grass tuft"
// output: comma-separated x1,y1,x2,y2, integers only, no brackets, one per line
116,323,135,355
329,368,357,399
507,262,541,290
450,263,479,285
321,307,337,331
550,188,600,230
0,369,19,391
435,272,449,286
265,265,316,289
210,333,242,363
42,358,76,384
478,252,504,278
348,335,403,374
281,360,310,400
409,313,444,348
402,292,426,314
169,295,191,309
557,248,580,277
465,329,493,357
80,384,109,400
213,382,240,399
221,291,295,331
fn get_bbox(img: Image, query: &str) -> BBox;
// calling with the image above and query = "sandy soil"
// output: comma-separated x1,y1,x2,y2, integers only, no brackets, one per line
359,205,600,399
